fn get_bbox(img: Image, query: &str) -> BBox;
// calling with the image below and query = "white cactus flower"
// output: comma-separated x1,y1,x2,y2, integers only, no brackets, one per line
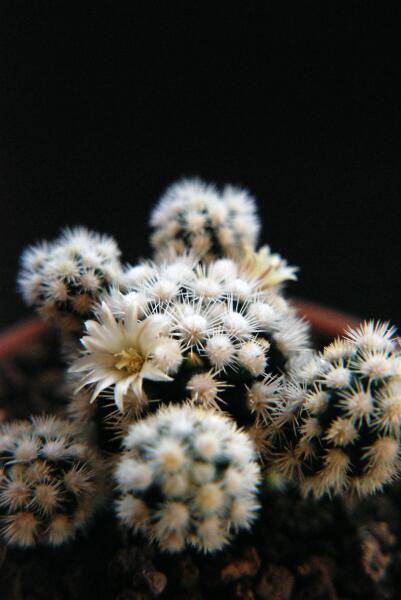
71,301,182,411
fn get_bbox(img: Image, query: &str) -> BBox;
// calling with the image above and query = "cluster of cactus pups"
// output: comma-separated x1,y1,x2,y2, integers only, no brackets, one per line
3,177,399,553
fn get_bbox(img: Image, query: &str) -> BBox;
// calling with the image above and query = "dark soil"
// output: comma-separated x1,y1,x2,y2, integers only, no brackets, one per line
1,327,401,599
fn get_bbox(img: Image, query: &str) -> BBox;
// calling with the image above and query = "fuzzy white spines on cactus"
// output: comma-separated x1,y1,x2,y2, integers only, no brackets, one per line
266,321,401,497
70,256,309,453
114,405,261,553
149,178,260,261
18,227,123,332
0,416,103,547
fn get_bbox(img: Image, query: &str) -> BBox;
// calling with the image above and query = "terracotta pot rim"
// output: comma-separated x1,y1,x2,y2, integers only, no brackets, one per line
290,297,361,338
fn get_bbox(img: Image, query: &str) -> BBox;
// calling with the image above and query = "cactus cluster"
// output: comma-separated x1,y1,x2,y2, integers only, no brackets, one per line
266,322,401,497
69,255,309,454
1,176,399,555
0,416,102,547
18,227,123,332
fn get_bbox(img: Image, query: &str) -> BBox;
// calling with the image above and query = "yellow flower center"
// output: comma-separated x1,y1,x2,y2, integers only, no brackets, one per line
114,347,144,374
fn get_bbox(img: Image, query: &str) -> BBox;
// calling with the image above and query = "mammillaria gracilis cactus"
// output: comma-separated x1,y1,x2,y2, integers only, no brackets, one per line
0,416,103,547
150,178,261,262
266,321,401,497
114,404,260,553
18,227,123,333
7,175,401,572
69,254,309,454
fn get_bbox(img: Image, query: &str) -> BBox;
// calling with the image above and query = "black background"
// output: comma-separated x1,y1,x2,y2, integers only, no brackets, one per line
1,4,400,332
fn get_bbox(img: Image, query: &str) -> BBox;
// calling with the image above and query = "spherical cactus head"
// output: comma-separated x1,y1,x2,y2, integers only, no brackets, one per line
0,416,103,547
267,321,401,497
18,227,123,333
69,255,309,454
114,404,261,553
149,178,260,262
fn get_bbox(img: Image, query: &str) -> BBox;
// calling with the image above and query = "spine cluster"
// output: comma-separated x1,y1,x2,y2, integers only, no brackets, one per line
150,178,261,261
0,416,102,547
266,322,401,497
115,404,260,553
18,227,122,332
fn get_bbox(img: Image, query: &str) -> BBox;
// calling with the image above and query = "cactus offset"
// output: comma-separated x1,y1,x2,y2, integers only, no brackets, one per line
266,321,401,497
115,404,260,553
0,416,103,547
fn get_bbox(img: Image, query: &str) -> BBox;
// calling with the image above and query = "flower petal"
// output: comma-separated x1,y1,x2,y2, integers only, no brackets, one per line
129,376,145,401
124,302,140,337
100,301,120,331
141,361,173,382
82,325,126,354
89,375,120,403
114,376,140,412
69,353,114,373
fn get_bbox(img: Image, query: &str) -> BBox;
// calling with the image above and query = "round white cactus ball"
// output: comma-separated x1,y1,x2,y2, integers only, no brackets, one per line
114,404,261,553
149,178,260,261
